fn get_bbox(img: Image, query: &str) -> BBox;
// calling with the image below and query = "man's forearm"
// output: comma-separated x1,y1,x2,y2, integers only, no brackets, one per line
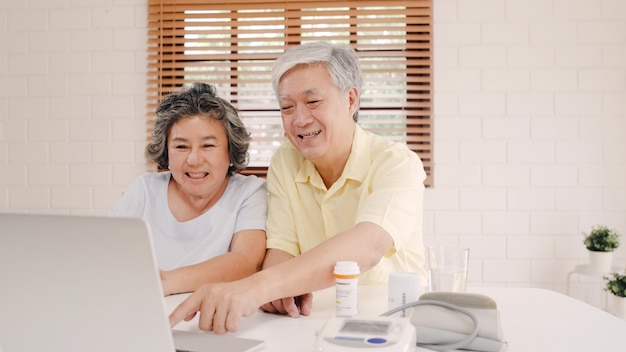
262,248,295,269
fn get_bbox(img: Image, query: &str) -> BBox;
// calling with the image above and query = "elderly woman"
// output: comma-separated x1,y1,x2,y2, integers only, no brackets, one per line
111,82,267,296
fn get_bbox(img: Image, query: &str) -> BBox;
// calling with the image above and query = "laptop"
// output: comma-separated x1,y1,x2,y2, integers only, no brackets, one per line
0,213,265,352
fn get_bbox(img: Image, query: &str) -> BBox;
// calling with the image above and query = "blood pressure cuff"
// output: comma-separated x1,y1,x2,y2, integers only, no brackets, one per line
382,291,507,351
409,292,507,352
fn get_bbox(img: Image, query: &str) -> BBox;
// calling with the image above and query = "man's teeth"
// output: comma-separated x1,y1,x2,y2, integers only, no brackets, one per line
300,130,321,139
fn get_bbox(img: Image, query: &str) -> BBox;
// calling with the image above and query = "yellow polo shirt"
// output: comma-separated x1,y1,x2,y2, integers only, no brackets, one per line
266,125,427,285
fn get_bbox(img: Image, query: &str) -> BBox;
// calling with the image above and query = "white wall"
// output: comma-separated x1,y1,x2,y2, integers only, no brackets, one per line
426,0,626,293
0,0,625,292
0,0,149,215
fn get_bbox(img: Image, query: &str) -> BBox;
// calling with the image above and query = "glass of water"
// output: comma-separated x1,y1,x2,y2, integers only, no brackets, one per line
426,246,469,292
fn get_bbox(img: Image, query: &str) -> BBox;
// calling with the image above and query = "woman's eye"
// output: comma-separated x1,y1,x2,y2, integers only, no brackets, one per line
174,145,188,149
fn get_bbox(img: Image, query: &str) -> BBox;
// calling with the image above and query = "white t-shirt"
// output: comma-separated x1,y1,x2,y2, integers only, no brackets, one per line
110,172,267,270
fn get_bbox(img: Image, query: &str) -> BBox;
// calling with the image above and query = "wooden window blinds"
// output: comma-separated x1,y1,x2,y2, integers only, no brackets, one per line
147,0,433,186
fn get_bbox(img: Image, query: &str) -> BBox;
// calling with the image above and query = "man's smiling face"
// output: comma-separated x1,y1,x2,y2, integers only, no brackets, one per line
277,63,358,166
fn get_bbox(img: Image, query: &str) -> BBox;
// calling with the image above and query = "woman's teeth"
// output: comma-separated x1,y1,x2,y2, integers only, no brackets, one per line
186,172,208,179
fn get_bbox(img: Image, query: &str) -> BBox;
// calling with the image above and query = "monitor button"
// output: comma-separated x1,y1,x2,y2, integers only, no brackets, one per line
366,338,387,344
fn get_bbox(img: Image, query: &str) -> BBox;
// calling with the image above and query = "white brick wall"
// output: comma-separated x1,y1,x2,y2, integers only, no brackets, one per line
0,0,624,294
431,0,626,293
0,0,149,214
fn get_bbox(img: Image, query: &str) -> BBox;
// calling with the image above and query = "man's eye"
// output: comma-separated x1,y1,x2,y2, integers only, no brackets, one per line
281,105,293,111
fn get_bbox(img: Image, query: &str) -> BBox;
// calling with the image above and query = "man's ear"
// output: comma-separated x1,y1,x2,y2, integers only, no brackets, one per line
347,86,359,116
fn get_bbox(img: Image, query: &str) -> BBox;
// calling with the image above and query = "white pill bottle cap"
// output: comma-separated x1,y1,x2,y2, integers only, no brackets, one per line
334,261,360,277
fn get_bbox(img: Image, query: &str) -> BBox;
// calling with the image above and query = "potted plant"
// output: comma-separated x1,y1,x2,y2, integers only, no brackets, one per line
604,272,626,319
583,225,620,272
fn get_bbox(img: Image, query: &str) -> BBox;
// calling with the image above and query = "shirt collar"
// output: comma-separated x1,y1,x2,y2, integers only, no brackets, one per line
295,124,369,189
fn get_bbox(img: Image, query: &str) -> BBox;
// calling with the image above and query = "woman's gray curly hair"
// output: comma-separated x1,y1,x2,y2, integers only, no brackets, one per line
145,82,250,175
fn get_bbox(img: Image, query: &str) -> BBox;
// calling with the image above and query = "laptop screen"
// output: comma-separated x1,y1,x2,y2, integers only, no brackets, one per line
0,213,264,352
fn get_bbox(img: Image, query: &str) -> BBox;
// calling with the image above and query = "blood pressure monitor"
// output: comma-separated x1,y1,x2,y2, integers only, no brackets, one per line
315,316,416,351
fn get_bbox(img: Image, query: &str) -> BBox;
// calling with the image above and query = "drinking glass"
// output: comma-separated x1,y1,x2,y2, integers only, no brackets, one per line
426,246,469,292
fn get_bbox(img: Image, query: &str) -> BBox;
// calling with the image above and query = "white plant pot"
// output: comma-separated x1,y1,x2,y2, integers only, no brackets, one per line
588,250,613,273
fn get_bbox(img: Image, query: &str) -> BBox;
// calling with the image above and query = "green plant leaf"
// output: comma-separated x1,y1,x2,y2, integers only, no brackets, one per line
583,225,620,252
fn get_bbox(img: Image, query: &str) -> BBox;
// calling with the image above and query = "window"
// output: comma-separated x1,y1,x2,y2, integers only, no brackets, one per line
147,0,433,186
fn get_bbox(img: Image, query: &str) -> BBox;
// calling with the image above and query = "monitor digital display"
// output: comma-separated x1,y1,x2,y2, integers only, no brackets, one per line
340,320,391,335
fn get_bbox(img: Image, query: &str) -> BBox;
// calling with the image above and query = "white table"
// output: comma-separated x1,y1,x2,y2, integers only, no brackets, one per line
166,286,626,351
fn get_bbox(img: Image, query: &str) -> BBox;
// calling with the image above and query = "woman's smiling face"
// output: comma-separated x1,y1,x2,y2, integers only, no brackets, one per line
277,63,358,166
167,115,230,198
